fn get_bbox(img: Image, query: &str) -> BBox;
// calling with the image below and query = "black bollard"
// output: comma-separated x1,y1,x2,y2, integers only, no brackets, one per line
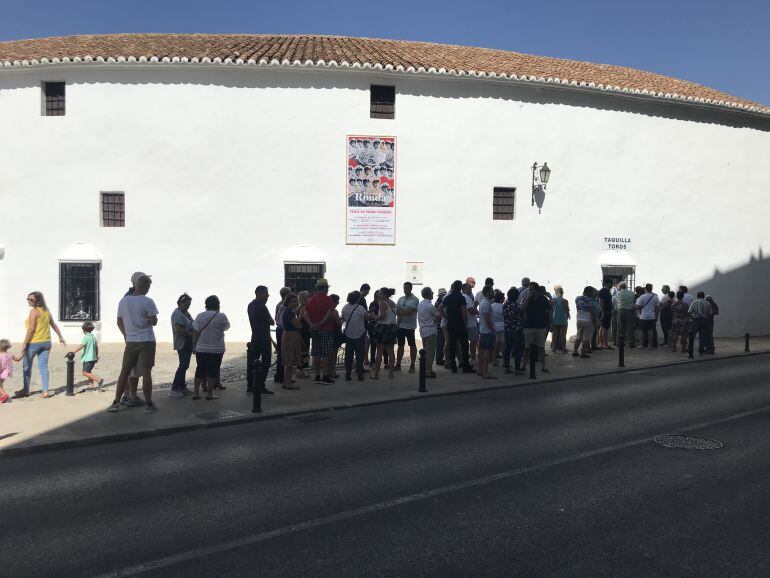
745,333,750,353
252,358,262,413
418,348,427,392
618,336,625,368
529,343,537,380
65,352,76,396
688,334,695,359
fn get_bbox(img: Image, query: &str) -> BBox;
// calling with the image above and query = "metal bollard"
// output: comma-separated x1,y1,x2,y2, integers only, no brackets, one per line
418,348,427,392
618,336,625,368
529,343,537,380
252,358,262,413
745,333,750,353
688,334,695,359
65,352,76,396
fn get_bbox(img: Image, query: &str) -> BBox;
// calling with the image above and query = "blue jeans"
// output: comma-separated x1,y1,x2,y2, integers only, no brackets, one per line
23,341,51,393
503,329,524,370
172,345,193,391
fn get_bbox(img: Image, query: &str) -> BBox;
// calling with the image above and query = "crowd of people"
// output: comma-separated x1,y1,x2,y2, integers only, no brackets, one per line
0,272,720,410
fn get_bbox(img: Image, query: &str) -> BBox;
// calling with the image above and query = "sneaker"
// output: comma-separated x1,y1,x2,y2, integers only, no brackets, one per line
408,365,416,374
314,375,322,384
106,401,119,413
144,402,158,413
321,376,335,385
125,397,144,407
181,387,193,396
168,390,184,399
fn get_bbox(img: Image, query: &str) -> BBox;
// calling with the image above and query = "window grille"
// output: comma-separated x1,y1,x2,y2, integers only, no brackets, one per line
493,187,516,220
43,82,65,116
101,192,125,227
60,262,100,321
370,85,395,119
601,265,636,291
284,263,326,295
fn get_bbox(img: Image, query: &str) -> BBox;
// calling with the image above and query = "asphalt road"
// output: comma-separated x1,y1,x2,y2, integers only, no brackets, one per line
2,355,770,577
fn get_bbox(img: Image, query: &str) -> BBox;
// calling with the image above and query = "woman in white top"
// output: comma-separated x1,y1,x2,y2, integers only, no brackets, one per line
491,290,505,365
372,287,398,379
192,295,230,400
341,290,369,381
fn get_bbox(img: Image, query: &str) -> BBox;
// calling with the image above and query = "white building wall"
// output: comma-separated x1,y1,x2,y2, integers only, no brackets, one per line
1,65,769,343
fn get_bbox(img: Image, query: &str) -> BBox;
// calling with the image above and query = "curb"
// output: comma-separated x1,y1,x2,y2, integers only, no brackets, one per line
2,349,768,458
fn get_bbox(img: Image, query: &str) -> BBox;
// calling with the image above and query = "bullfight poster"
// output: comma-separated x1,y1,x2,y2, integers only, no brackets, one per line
346,135,396,245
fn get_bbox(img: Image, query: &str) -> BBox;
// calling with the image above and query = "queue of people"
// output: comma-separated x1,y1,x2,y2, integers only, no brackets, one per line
0,272,720,409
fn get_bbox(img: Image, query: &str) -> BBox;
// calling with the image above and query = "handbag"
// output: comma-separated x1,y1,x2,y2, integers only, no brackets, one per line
193,312,218,352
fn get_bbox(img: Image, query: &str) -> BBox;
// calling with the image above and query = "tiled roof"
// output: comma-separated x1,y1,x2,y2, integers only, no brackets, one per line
1,33,767,115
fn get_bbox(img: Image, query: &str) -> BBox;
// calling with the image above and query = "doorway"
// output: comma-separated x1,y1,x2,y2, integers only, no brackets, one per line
284,263,326,294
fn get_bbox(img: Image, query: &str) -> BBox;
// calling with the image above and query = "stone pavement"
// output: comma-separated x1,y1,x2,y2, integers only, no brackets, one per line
1,337,767,455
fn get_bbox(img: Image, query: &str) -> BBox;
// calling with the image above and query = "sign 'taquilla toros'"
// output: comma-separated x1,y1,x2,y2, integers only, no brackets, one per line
604,236,632,251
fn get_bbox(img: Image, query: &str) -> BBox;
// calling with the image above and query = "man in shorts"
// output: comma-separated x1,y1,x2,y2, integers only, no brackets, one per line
395,282,419,373
522,281,550,374
108,274,158,413
306,279,336,384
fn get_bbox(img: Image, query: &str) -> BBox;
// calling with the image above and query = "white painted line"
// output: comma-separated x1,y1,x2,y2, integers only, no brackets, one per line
98,403,770,577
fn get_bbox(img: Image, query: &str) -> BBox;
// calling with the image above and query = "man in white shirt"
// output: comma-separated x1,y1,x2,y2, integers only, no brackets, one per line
477,285,496,379
396,282,420,373
474,277,494,305
109,274,159,413
679,285,695,307
417,287,439,378
635,283,660,349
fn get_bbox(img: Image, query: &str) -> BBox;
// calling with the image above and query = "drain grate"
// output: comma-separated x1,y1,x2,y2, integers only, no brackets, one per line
286,412,331,424
195,409,243,422
654,434,723,450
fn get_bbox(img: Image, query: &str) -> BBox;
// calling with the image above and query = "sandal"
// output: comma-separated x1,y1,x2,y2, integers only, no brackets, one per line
41,392,52,399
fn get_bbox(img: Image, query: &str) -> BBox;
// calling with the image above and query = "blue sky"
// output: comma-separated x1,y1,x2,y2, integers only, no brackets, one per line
1,0,768,106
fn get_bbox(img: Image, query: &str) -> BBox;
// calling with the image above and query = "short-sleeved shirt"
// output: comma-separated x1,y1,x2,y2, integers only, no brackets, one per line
575,296,595,322
248,299,272,343
524,295,550,329
397,294,420,330
341,303,367,339
417,299,438,338
478,298,493,334
81,333,97,362
282,308,299,332
636,293,660,321
171,308,194,350
193,311,231,354
117,295,159,342
443,292,466,327
306,293,335,331
598,288,612,316
464,293,477,328
503,301,523,332
491,302,505,332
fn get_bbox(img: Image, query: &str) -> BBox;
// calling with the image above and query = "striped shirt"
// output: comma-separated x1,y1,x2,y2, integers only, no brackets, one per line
688,298,712,319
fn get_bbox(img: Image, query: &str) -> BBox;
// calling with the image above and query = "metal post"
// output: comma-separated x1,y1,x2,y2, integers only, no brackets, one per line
529,343,537,380
418,348,427,392
618,336,625,368
745,333,750,353
252,359,262,413
688,334,695,359
65,352,76,396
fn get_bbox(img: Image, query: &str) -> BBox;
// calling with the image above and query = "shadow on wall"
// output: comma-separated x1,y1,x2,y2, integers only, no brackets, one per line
693,250,770,336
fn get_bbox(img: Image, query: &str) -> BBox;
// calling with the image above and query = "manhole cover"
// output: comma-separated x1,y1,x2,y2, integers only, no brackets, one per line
195,409,243,421
654,434,723,450
287,412,331,424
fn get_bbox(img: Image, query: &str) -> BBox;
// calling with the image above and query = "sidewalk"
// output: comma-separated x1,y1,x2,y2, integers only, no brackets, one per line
1,337,767,455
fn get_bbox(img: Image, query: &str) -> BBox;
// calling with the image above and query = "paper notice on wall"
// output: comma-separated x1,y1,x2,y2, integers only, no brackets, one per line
346,135,396,245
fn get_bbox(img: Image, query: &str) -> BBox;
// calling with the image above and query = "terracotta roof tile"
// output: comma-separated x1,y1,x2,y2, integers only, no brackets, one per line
0,33,766,114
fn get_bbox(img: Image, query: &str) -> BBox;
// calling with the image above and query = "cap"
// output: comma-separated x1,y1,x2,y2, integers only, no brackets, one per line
131,271,151,284
315,278,330,288
438,288,447,295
